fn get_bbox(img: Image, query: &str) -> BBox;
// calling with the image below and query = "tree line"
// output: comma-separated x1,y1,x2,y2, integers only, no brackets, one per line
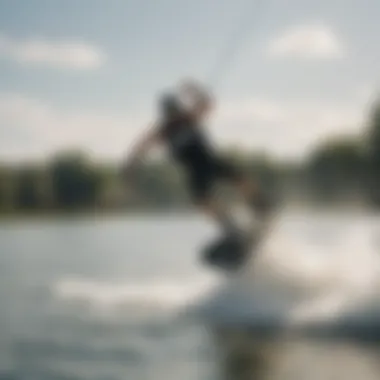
1,100,380,215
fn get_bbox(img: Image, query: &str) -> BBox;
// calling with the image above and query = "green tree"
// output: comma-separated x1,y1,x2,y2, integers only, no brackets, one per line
0,166,13,211
14,167,41,210
364,101,380,206
306,136,364,202
49,152,103,209
127,159,188,208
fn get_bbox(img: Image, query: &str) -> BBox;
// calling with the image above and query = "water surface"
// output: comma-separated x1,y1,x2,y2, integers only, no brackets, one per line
1,211,380,379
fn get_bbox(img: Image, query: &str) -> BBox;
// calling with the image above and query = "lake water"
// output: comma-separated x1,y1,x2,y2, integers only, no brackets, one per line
1,210,380,380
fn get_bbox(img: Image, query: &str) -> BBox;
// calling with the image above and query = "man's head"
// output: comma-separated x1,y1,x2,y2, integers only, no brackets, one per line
158,92,185,121
158,78,214,122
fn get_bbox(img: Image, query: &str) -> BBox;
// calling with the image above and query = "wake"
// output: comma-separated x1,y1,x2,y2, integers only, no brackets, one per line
53,275,218,318
52,212,380,336
192,214,380,334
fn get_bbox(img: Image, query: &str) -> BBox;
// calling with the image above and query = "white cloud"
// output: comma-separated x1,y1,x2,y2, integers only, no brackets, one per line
267,23,345,60
211,97,367,159
356,85,379,106
0,93,368,163
0,34,106,69
0,94,147,162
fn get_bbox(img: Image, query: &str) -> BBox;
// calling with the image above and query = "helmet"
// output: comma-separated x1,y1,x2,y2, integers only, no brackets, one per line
159,92,184,119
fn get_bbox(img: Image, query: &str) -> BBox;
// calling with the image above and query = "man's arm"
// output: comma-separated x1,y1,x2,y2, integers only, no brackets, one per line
123,122,162,172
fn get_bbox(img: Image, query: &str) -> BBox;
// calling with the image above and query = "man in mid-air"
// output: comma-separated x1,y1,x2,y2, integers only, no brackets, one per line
123,79,272,245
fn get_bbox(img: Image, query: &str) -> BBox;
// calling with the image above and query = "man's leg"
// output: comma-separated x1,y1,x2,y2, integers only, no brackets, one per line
235,176,273,221
213,159,273,220
189,170,241,237
196,196,240,236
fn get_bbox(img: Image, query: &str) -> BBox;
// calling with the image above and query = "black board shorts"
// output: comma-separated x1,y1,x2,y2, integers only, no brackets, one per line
186,158,242,202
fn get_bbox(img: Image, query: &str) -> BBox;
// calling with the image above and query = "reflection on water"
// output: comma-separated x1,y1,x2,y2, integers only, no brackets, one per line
211,327,380,380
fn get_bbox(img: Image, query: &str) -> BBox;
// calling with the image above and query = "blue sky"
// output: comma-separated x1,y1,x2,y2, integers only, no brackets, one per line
0,0,379,162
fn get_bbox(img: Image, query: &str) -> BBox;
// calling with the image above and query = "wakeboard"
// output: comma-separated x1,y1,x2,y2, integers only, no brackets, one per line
201,219,269,272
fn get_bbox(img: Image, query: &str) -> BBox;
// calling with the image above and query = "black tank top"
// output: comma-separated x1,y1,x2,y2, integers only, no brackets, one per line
159,118,214,169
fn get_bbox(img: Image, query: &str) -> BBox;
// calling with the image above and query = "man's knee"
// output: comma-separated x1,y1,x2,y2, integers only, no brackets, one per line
195,196,213,212
234,176,258,194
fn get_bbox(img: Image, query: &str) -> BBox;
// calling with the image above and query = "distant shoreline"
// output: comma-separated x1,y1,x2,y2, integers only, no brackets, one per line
0,202,375,223
0,206,196,222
